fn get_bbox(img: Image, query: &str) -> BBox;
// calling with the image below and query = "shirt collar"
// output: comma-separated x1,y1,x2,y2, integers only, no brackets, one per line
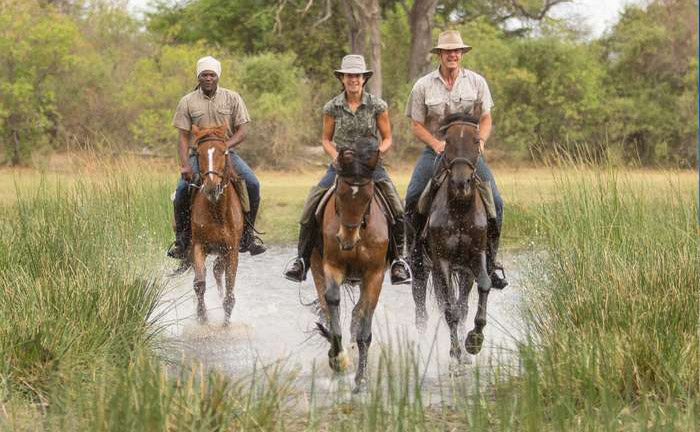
334,91,370,110
197,86,220,101
432,67,464,87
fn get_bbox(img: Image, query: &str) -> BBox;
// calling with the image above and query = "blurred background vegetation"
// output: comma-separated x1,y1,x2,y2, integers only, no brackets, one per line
0,0,696,169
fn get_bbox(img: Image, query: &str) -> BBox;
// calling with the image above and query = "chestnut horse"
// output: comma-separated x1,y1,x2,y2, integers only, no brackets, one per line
311,139,387,393
189,125,244,325
412,113,492,367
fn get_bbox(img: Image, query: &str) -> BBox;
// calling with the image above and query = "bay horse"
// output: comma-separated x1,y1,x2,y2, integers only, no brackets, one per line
412,113,492,366
311,139,387,393
189,125,245,325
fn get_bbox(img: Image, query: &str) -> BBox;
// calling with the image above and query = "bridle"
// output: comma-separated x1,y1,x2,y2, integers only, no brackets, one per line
335,176,373,229
439,120,481,181
192,135,231,193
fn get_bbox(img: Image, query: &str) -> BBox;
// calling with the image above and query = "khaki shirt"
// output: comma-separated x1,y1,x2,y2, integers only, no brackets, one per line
405,68,493,138
323,91,388,147
172,87,250,145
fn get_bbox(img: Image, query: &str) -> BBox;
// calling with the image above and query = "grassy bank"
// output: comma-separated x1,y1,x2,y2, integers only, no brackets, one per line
0,160,697,430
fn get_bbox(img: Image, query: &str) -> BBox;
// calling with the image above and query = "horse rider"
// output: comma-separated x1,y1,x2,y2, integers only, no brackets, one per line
283,54,412,285
168,56,266,272
404,31,508,289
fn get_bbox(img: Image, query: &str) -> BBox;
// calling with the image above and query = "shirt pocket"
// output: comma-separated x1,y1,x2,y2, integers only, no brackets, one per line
190,110,205,126
425,97,444,118
452,93,475,115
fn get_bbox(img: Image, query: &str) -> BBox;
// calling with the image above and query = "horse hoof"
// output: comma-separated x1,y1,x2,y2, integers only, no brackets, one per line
465,330,484,355
353,378,368,394
329,351,351,373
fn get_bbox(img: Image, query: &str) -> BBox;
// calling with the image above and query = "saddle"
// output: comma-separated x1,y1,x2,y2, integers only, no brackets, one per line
416,171,497,219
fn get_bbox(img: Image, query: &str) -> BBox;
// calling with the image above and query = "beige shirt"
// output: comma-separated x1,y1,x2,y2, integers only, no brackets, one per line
405,68,493,138
172,87,250,143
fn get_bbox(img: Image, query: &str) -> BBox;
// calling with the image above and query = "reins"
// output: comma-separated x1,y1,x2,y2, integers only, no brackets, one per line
190,134,232,192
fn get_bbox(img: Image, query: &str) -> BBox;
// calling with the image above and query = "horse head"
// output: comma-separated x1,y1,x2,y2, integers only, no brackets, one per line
192,125,233,204
334,137,379,251
439,113,481,202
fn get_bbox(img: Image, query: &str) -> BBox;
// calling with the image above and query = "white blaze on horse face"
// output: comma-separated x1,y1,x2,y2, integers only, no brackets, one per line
351,185,359,197
207,147,215,181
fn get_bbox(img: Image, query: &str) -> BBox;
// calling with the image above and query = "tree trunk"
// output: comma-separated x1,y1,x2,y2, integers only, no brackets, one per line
365,0,381,97
341,0,366,55
408,0,439,82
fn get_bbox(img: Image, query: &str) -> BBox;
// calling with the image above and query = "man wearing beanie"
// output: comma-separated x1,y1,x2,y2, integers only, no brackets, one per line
168,56,266,272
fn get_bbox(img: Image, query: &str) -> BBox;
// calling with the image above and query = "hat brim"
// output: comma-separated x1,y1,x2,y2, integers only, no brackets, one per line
334,70,373,80
430,45,472,54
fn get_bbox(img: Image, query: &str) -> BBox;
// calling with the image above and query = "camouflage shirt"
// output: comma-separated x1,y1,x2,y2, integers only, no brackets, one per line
172,87,250,147
323,91,388,147
405,68,493,139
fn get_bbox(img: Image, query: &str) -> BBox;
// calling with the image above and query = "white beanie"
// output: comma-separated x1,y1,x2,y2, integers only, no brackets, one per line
196,56,221,79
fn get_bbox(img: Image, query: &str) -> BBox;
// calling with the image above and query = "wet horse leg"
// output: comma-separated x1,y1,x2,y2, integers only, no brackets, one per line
323,264,349,373
411,264,429,333
434,259,462,363
213,256,225,298
223,247,239,325
457,272,474,330
192,243,207,324
351,267,383,393
466,251,490,354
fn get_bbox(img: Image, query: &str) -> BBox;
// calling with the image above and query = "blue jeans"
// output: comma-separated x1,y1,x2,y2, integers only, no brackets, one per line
405,148,503,228
174,151,261,226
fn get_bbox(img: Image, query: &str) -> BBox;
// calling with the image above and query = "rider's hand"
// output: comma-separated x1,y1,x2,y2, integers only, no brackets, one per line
180,163,194,181
434,140,446,154
478,138,485,154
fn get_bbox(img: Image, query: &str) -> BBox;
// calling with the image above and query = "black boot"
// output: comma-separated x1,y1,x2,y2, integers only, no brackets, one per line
405,209,427,271
239,217,267,256
167,189,192,275
283,222,316,282
390,216,412,285
486,218,508,289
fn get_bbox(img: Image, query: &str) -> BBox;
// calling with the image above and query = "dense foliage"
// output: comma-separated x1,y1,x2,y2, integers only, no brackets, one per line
0,0,696,167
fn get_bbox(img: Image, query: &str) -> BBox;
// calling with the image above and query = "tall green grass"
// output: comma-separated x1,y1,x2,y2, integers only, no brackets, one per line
0,163,697,431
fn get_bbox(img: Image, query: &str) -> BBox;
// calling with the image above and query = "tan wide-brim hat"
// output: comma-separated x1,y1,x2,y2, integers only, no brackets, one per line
430,30,472,54
334,54,373,80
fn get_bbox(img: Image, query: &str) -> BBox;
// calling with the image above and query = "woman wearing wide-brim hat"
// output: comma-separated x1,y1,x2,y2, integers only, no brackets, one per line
283,54,411,285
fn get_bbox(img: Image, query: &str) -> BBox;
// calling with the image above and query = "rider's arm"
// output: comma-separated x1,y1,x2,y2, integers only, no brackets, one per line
411,120,445,154
478,112,492,153
377,111,393,155
226,123,247,149
178,129,192,179
321,114,338,161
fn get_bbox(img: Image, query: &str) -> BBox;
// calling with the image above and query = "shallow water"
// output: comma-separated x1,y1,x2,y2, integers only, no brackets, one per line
156,246,527,403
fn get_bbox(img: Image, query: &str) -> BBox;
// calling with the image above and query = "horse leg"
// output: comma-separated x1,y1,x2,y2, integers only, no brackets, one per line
223,248,239,325
322,264,349,373
457,272,474,329
466,251,490,355
192,243,207,324
434,259,463,365
213,255,225,298
310,249,328,324
411,266,429,333
350,267,383,393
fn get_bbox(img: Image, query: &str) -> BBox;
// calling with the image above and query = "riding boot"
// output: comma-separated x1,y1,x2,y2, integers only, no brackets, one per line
389,216,412,285
486,218,508,289
167,189,192,275
405,209,427,274
239,215,267,256
283,222,317,282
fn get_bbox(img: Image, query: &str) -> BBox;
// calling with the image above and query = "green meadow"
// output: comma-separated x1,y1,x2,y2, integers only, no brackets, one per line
0,158,697,431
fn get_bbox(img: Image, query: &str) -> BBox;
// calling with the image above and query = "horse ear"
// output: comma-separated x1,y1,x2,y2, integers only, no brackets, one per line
191,125,201,137
214,125,226,137
472,102,482,119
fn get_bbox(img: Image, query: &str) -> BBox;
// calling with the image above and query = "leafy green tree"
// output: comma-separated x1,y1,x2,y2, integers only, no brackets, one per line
0,0,80,165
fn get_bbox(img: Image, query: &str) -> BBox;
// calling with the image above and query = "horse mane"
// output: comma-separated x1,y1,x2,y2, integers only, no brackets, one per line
440,112,480,129
336,137,378,179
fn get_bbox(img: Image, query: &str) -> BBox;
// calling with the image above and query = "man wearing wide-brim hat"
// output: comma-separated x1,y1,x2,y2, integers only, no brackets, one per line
404,30,507,289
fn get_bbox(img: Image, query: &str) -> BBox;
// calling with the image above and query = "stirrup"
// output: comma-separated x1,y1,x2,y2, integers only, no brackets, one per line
283,256,306,283
390,258,413,285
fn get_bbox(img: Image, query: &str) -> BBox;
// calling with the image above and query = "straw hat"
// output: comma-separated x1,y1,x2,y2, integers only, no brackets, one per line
430,30,472,54
334,54,373,80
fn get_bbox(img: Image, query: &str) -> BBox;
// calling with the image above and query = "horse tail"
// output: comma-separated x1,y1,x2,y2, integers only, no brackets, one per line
315,322,332,342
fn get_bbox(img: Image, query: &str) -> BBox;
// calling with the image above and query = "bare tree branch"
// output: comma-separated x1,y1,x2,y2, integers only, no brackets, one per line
273,0,289,33
509,0,568,21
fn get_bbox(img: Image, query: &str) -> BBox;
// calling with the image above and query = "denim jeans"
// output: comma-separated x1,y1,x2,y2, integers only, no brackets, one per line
174,151,261,225
405,148,503,228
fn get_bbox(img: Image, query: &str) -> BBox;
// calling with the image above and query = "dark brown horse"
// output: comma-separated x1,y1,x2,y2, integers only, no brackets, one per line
189,125,245,325
412,113,492,366
311,139,387,393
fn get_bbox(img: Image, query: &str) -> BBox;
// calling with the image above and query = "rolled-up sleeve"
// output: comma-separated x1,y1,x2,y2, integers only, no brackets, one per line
172,97,191,131
404,82,426,123
477,76,494,114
